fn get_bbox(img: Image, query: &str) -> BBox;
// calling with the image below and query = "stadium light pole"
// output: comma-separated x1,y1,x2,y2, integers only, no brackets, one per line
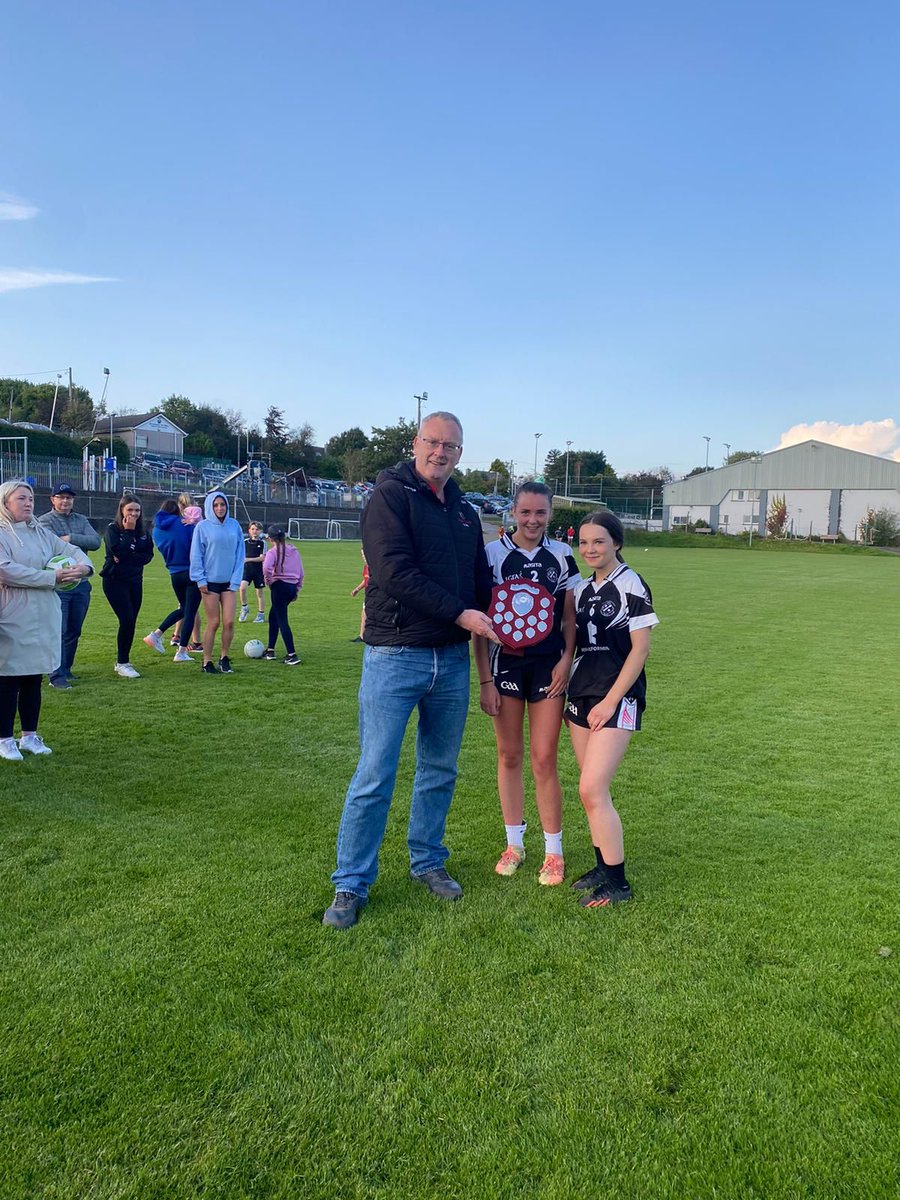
533,432,542,477
49,374,62,431
703,435,711,470
723,442,731,465
564,440,573,498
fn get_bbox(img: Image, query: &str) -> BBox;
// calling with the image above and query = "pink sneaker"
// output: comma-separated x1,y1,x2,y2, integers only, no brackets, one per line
537,854,565,886
495,845,526,877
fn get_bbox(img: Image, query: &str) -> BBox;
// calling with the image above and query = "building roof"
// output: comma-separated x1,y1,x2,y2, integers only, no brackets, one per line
663,440,900,503
103,412,187,435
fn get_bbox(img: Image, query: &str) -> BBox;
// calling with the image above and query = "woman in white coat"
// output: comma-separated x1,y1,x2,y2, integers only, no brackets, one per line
0,481,92,760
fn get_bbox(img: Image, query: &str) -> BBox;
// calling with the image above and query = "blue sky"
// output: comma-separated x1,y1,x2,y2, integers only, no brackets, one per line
3,0,898,475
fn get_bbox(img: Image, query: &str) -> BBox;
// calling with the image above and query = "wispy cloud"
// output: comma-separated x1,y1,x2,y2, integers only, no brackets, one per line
776,419,900,462
0,268,116,294
0,193,39,221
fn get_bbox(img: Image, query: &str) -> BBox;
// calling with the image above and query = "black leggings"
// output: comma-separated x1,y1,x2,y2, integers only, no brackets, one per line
0,674,42,738
103,576,144,664
268,580,298,655
159,569,191,636
180,580,203,647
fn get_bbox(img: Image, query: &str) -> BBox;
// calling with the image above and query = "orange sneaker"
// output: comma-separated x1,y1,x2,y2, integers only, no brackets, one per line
495,845,526,876
538,854,565,886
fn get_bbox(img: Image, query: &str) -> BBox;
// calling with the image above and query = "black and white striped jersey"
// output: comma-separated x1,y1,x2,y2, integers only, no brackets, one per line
485,533,581,660
567,562,659,703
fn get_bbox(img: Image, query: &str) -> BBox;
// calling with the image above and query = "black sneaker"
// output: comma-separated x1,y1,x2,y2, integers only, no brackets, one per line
323,891,366,929
201,661,220,674
571,865,608,891
578,879,632,908
283,653,301,666
264,649,276,661
218,657,233,674
411,867,463,900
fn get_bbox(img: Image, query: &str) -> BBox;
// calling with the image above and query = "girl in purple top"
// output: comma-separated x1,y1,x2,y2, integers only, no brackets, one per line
262,527,304,665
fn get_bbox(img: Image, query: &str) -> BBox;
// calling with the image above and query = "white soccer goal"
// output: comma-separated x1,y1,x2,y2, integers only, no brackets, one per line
287,517,359,541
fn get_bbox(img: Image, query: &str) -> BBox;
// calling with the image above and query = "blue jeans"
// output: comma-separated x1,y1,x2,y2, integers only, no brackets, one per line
332,642,471,898
49,580,91,683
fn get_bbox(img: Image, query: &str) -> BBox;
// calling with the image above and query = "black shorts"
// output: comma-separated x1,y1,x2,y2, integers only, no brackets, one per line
565,694,644,731
243,564,265,588
492,654,559,703
205,581,233,595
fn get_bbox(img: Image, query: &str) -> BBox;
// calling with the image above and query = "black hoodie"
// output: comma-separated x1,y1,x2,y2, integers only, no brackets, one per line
360,461,492,647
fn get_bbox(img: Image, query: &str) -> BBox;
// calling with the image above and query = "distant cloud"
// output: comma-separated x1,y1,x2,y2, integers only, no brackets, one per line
0,268,116,294
0,193,38,221
776,419,900,463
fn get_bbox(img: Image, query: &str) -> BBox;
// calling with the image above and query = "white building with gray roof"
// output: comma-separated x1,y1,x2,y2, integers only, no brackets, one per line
662,440,900,539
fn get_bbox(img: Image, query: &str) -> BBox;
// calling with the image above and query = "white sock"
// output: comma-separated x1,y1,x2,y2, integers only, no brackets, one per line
543,830,563,856
505,823,526,848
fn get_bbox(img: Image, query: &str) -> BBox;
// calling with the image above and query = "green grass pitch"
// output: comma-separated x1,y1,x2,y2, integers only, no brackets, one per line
2,542,898,1199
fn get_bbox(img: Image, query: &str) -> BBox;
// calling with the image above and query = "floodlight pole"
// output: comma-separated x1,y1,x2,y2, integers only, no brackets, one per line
703,435,711,470
564,440,573,499
533,432,542,477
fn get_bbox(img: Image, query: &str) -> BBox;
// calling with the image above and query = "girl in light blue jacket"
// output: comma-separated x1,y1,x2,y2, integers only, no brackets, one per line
189,491,244,674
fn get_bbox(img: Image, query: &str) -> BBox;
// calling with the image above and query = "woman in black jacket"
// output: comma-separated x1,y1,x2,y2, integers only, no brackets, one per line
101,494,154,679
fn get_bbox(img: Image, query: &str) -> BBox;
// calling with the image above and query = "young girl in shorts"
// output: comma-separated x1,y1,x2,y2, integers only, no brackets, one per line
189,492,244,674
565,512,659,907
473,483,581,885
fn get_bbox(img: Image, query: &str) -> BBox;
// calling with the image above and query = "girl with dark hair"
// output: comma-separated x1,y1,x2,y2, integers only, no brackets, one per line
144,498,201,662
262,527,304,665
101,494,154,679
473,482,581,886
565,511,659,907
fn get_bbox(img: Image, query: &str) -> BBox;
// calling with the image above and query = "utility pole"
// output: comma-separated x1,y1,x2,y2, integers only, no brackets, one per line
414,391,428,429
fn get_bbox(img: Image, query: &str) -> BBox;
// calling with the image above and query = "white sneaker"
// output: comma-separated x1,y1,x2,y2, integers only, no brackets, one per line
173,648,193,662
254,612,266,623
0,737,23,761
143,631,165,654
239,605,250,622
19,733,52,755
114,662,141,678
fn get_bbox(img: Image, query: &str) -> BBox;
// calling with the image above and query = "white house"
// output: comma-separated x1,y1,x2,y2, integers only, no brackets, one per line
662,441,900,539
106,413,186,459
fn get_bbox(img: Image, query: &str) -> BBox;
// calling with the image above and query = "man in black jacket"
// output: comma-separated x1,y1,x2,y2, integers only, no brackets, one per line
38,484,101,689
324,412,498,929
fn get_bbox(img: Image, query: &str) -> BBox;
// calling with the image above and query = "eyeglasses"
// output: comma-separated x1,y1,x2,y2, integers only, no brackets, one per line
419,437,462,453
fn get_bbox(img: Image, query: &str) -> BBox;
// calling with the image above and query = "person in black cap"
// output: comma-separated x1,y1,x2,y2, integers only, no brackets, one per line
37,484,101,689
261,526,303,665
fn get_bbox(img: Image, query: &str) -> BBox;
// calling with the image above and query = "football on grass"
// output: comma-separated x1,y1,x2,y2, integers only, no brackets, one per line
243,640,266,658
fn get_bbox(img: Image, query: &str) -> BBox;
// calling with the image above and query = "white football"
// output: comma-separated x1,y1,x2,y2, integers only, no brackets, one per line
243,639,266,658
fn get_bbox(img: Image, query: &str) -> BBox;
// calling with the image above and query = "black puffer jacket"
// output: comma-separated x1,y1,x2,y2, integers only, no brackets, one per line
361,462,492,647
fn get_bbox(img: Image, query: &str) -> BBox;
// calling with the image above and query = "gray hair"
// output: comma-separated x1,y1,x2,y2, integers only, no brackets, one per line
419,411,464,441
0,479,35,529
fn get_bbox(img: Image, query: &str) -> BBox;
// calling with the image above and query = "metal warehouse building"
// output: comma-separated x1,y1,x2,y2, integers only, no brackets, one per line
662,440,900,539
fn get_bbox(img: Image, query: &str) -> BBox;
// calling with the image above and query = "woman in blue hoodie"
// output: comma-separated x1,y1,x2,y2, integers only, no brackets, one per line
144,499,200,663
190,491,244,674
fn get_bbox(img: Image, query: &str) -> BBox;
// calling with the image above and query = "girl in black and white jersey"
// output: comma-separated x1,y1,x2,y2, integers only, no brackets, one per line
473,483,580,886
566,511,659,907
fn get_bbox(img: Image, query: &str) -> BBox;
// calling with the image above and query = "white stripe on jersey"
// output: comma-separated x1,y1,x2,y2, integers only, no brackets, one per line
571,562,659,634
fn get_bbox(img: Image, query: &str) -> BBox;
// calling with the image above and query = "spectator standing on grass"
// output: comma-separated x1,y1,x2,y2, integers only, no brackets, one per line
565,511,659,908
324,412,497,930
144,499,199,663
37,483,101,690
349,549,368,642
0,480,92,759
473,482,580,887
101,495,154,679
190,491,244,675
262,526,303,665
239,521,267,624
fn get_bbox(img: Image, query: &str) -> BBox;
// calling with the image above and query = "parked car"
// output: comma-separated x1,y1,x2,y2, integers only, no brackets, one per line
168,460,195,480
135,452,169,473
464,492,487,507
